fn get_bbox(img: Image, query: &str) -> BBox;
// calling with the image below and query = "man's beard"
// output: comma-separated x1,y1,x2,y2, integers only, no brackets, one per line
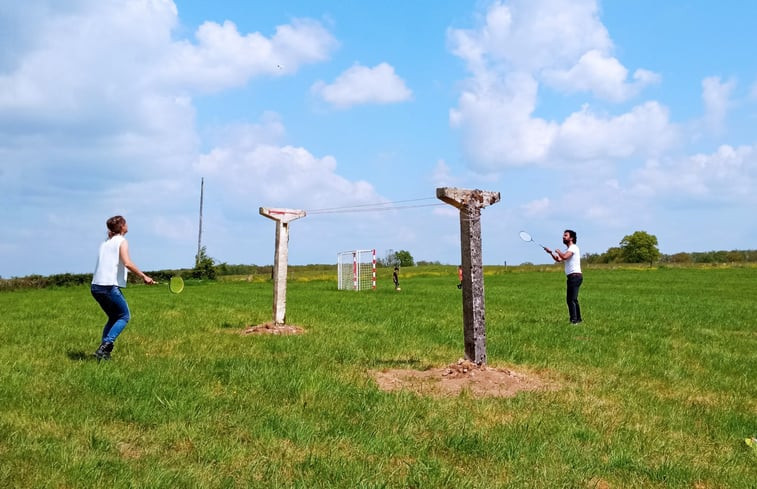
563,239,569,245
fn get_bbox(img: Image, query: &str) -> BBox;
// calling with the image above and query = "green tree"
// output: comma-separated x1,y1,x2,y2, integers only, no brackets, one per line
582,252,602,264
381,249,397,267
603,247,624,264
670,252,692,264
193,246,216,280
619,231,661,265
394,250,415,267
382,249,414,267
725,250,745,263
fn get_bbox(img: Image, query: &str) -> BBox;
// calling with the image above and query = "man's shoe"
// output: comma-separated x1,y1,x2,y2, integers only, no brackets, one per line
571,320,582,325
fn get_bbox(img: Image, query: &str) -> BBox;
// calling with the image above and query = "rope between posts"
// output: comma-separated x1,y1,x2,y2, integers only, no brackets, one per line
306,197,444,215
298,196,493,219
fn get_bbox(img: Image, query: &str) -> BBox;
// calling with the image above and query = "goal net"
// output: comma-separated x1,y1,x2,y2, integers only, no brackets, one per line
337,249,376,291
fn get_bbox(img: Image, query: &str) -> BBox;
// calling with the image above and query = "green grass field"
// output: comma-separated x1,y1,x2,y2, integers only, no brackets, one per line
1,266,755,488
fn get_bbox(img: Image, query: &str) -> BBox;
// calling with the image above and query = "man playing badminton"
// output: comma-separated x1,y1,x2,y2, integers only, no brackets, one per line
544,230,583,325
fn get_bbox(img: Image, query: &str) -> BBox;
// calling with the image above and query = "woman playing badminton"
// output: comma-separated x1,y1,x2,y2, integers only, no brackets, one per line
91,215,154,361
544,230,583,325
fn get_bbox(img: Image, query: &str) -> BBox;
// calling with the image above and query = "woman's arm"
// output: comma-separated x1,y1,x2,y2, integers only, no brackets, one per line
119,239,155,284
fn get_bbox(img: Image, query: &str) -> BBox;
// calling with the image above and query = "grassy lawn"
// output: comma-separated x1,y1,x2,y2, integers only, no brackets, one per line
1,266,755,488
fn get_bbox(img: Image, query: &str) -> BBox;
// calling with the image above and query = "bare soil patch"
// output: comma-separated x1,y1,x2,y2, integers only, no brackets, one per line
241,322,305,335
373,358,556,399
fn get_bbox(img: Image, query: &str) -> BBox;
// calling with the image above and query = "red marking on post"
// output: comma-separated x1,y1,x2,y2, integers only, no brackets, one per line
372,249,376,289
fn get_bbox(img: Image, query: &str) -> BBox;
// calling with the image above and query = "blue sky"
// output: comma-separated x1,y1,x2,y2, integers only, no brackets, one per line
1,0,756,278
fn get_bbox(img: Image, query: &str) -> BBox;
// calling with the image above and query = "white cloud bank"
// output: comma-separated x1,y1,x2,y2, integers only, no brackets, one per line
0,0,381,275
156,18,338,92
445,0,755,260
195,114,382,211
700,76,736,134
633,144,756,202
0,0,340,183
446,0,668,170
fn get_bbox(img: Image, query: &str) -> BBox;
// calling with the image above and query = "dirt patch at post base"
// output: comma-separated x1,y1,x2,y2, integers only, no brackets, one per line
373,358,556,399
241,322,305,335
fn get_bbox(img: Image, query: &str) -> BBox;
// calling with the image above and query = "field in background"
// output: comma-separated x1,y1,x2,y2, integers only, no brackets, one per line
1,266,755,488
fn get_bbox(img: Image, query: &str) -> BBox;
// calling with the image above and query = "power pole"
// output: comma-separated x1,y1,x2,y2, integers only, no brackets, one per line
196,177,204,266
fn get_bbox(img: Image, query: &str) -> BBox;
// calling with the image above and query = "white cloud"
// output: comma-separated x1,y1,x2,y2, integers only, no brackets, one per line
447,0,666,170
0,1,337,117
156,18,338,92
542,50,660,102
521,197,550,217
449,0,612,73
553,102,678,160
444,0,754,261
206,111,287,149
632,144,756,201
700,76,736,133
0,1,343,275
0,1,338,185
311,62,412,108
449,72,558,168
450,80,677,169
0,0,178,112
195,116,383,211
430,159,459,188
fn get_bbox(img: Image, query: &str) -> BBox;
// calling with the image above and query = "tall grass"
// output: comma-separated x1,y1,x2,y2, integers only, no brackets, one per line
0,266,755,488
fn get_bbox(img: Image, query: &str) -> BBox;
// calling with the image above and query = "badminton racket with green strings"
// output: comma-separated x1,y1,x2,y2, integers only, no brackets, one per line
155,275,184,294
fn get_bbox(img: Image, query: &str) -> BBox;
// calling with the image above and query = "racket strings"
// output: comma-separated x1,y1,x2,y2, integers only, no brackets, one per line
169,276,184,294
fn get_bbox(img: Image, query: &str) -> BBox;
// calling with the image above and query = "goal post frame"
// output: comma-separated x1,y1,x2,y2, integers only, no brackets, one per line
337,249,376,291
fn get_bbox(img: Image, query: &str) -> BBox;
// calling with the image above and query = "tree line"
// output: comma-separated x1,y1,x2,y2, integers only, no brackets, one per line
3,235,754,291
583,230,756,265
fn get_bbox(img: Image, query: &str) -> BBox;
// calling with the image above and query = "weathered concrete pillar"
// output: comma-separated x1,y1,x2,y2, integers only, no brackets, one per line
259,207,306,325
436,187,501,365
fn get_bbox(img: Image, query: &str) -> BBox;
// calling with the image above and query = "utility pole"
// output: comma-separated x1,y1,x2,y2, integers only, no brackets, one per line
196,177,204,266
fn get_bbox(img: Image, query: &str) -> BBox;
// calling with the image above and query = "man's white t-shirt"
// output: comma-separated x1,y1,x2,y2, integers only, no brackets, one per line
564,243,581,275
92,235,127,287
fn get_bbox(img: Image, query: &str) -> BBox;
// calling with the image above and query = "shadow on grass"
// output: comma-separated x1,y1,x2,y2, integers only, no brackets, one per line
372,357,422,368
66,350,94,361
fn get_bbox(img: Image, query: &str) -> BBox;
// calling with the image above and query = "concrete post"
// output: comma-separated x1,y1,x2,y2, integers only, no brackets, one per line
259,207,306,325
436,187,501,365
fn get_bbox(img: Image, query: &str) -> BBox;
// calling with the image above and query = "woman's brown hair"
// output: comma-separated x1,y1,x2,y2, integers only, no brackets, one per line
106,215,126,237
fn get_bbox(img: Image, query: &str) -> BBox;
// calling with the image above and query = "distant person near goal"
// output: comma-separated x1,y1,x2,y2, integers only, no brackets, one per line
393,267,401,291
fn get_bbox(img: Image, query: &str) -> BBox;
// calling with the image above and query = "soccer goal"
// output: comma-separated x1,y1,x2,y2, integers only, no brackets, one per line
337,249,376,291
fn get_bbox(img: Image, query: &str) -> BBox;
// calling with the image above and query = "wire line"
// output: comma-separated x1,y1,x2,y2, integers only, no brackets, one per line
306,197,442,215
308,203,445,215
